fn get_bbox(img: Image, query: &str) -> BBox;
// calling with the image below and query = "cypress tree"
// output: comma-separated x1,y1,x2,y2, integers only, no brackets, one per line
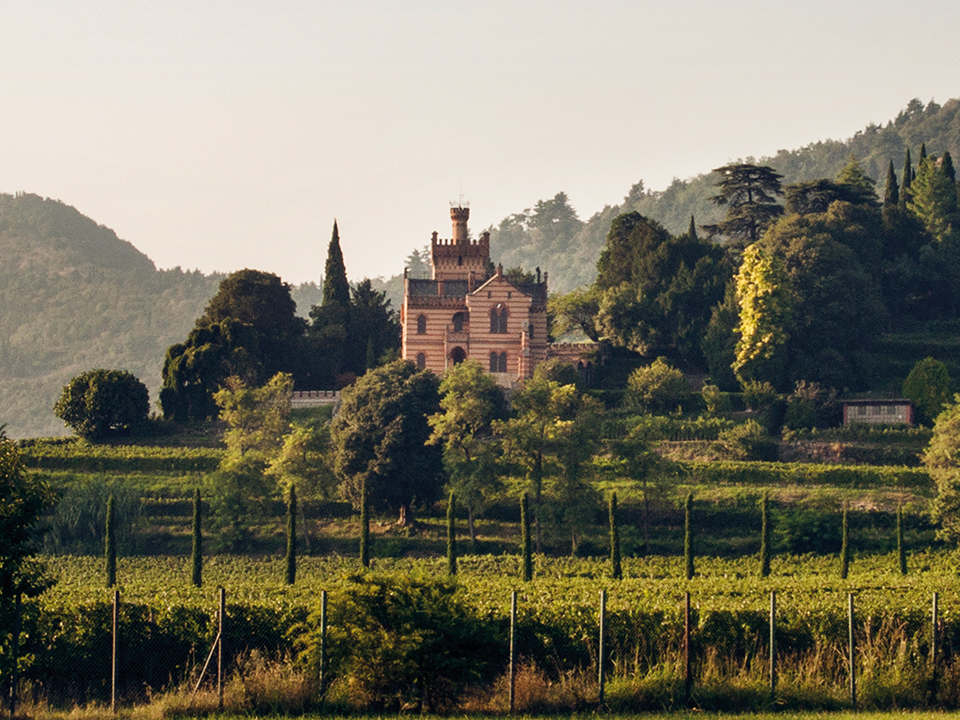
105,494,116,588
191,488,202,587
359,478,370,568
920,143,928,163
521,494,533,582
942,150,956,184
759,492,771,578
883,161,899,207
322,220,351,309
447,492,457,576
684,493,694,580
840,502,850,580
897,504,907,575
609,492,622,580
285,484,297,585
687,215,698,241
900,149,913,210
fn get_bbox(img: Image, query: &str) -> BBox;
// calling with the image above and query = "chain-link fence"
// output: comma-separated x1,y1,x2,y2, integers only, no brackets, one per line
3,584,958,715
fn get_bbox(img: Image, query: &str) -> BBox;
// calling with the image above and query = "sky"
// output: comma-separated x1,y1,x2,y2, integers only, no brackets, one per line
1,1,958,286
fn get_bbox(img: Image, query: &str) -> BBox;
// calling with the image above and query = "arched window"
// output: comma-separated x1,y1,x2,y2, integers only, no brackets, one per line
416,353,426,370
451,346,467,365
416,315,427,335
490,305,508,334
489,352,499,373
498,352,507,373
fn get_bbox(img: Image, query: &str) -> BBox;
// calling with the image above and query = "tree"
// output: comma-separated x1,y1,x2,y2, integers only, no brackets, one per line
897,504,907,576
0,440,54,599
684,492,694,580
446,492,457,576
883,160,900,208
191,489,202,588
54,369,149,440
840,502,850,579
923,395,960,541
732,245,792,386
624,357,690,413
331,360,444,526
322,221,351,309
759,493,771,578
208,373,293,550
428,361,504,542
548,286,602,342
520,494,533,581
285,484,297,585
161,268,306,420
105,494,116,588
902,357,951,425
609,492,622,580
609,427,672,556
347,279,401,374
702,163,784,247
908,153,960,241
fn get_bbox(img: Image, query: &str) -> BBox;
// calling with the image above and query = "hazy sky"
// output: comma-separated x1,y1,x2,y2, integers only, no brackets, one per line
2,2,957,286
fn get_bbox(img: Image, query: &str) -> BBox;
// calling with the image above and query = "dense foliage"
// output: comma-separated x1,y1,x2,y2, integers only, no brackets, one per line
53,369,150,439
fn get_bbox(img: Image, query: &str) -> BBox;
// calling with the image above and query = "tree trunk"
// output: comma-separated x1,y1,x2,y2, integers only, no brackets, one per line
468,506,476,544
397,503,414,527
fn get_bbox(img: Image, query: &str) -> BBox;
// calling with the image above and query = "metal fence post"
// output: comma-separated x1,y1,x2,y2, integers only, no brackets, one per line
218,587,225,712
111,589,119,714
509,590,517,713
598,589,606,707
319,589,328,698
684,592,692,705
769,590,776,705
848,593,856,711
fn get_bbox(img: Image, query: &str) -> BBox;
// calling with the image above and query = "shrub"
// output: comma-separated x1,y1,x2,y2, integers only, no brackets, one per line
903,357,951,424
53,369,149,439
625,358,690,413
299,575,501,711
715,420,778,461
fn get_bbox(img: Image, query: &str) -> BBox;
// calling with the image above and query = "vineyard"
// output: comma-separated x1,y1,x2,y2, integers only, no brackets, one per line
2,552,960,714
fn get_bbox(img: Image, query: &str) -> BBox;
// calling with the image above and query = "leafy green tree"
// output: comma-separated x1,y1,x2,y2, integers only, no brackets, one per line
548,286,602,342
923,395,960,542
703,163,784,247
208,373,293,550
191,489,202,587
331,360,443,526
624,357,690,413
732,245,792,385
609,426,673,555
428,361,504,542
903,357,952,425
0,440,54,600
285,484,297,585
54,369,149,439
161,268,305,420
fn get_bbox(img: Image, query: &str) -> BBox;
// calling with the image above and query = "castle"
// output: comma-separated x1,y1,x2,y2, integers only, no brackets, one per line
400,205,593,386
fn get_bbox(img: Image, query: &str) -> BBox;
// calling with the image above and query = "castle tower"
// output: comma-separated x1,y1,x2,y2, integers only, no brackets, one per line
431,205,490,282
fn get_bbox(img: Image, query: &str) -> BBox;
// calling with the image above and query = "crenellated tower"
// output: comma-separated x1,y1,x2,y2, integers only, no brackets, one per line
431,205,490,283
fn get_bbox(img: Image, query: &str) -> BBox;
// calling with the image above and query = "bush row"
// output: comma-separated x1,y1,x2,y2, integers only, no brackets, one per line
679,460,933,490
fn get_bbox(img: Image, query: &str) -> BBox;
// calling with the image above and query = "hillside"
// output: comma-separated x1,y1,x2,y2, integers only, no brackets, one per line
487,97,960,293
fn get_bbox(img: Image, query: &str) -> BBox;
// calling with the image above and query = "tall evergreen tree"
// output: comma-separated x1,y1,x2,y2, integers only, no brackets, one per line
521,494,533,582
285,484,297,585
759,493,771,578
687,215,698,241
609,492,622,580
883,161,899,207
920,143,928,163
359,479,370,568
897,504,907,576
447,492,457,577
322,221,351,309
900,148,914,210
105,495,116,588
840,502,850,580
191,489,202,587
684,493,694,580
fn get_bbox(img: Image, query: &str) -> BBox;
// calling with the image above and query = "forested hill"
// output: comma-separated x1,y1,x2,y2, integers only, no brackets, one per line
488,98,960,293
0,194,323,438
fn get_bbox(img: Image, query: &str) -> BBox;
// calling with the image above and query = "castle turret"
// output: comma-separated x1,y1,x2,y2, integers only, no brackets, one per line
451,206,470,244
